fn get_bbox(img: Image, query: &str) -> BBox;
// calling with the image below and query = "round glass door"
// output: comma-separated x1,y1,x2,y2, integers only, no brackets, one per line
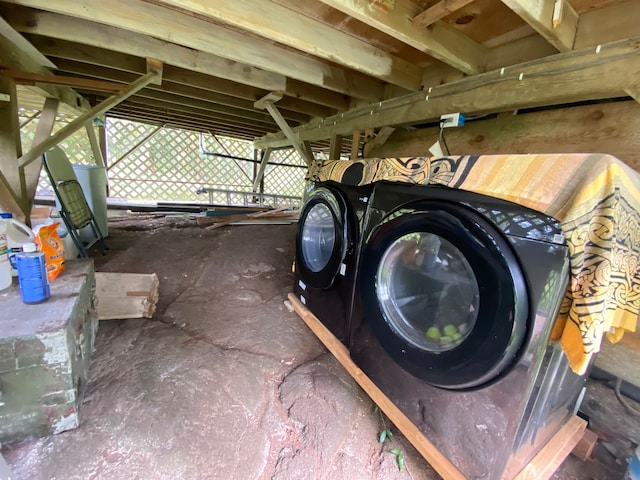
295,187,348,289
377,233,480,352
359,202,529,390
301,203,336,272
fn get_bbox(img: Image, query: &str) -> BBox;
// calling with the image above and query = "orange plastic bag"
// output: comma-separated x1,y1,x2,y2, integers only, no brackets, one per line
35,223,65,280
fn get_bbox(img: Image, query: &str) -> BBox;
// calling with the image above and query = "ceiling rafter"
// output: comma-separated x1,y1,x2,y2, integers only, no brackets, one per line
153,0,423,90
1,0,391,99
49,57,311,124
412,0,477,28
317,0,487,74
501,0,578,51
24,35,338,119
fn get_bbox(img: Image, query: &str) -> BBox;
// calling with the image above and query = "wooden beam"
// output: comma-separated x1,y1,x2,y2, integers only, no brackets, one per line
0,69,125,92
350,131,361,160
85,122,105,168
0,14,55,69
19,31,350,113
48,58,310,124
3,0,388,99
19,67,161,168
329,135,343,160
511,415,586,480
252,148,273,193
318,0,487,75
0,13,87,113
412,0,476,28
254,38,640,148
501,0,578,52
574,0,640,50
28,40,337,118
0,76,26,216
23,97,58,209
254,93,314,166
364,100,640,172
154,0,423,89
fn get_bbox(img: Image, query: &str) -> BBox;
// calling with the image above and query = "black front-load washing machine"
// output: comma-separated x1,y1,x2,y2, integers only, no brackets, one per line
294,181,372,344
350,181,588,479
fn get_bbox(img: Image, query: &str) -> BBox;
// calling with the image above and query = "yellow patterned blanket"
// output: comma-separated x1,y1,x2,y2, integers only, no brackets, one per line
309,153,640,375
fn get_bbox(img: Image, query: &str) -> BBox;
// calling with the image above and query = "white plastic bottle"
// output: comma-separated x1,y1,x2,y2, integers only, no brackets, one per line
0,213,36,276
0,216,11,291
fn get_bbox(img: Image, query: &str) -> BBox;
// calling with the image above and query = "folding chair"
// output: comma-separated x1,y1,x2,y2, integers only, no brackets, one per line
42,147,108,258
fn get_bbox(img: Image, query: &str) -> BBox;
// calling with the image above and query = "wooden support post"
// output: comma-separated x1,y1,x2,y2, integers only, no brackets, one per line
85,121,105,167
252,147,273,193
254,91,314,166
350,130,361,160
329,135,343,160
22,97,58,213
0,76,26,217
18,62,162,169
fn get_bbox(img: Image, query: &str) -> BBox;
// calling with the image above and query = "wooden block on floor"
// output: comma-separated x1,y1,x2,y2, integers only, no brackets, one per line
571,429,598,461
95,272,159,320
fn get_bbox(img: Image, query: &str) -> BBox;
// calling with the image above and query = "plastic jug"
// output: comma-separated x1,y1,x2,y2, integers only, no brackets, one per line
0,213,36,276
0,216,11,290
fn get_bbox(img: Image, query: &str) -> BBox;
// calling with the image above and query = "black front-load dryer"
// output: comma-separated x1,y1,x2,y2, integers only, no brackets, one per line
350,181,588,479
294,181,372,344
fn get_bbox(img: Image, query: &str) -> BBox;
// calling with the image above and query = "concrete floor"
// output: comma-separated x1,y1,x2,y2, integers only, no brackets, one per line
1,215,627,479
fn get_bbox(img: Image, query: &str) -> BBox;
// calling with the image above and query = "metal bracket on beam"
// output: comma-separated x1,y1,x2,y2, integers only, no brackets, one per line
254,91,314,166
18,63,163,169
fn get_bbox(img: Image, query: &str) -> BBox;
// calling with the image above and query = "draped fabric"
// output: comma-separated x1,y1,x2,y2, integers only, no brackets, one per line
309,154,640,375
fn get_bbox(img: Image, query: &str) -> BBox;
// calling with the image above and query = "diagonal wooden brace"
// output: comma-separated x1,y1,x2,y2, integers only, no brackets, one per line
254,91,314,166
18,59,163,169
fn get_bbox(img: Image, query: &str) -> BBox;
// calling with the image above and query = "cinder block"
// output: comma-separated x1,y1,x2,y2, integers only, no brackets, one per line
0,260,98,444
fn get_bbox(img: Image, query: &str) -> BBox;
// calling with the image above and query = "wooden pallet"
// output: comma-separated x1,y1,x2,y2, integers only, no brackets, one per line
287,293,587,480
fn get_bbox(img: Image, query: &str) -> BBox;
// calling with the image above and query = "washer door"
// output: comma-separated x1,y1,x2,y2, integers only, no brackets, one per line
296,187,349,289
360,202,529,390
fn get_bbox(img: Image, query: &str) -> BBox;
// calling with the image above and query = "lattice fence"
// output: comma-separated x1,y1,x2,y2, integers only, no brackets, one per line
106,119,306,204
18,109,307,206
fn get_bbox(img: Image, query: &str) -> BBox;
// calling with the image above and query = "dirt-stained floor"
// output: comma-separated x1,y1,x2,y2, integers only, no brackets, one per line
1,214,631,479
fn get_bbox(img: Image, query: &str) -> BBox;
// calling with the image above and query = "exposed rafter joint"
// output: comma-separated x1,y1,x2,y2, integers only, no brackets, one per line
254,91,314,166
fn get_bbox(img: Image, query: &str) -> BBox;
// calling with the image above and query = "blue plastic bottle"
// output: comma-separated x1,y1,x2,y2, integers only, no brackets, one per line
16,242,51,304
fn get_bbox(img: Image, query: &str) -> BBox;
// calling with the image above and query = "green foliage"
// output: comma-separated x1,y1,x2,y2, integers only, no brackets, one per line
390,449,404,470
379,429,393,444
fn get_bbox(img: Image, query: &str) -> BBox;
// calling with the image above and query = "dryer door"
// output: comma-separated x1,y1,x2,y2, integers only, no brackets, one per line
359,202,529,390
296,187,349,289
